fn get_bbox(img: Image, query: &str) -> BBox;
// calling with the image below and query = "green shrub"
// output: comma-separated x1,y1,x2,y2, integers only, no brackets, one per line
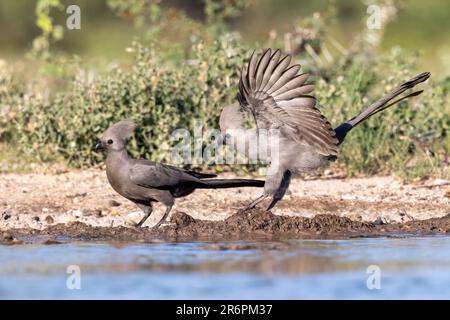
0,2,448,179
1,35,248,167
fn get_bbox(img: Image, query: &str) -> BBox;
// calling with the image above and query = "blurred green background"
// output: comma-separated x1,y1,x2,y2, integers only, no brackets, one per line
0,0,449,76
0,0,448,178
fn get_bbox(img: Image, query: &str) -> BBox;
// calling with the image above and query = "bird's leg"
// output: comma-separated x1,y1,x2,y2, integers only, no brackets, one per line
244,194,268,210
153,205,173,228
266,170,292,211
266,197,281,211
244,169,291,211
135,203,153,227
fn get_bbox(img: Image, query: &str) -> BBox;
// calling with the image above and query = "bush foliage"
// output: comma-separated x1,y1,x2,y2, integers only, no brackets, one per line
0,1,448,178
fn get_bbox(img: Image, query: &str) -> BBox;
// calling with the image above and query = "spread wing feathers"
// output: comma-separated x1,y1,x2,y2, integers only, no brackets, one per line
129,161,214,189
237,48,338,156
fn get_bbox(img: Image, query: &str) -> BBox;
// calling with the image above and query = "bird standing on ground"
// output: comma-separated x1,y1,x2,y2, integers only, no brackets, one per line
95,120,265,228
219,48,430,211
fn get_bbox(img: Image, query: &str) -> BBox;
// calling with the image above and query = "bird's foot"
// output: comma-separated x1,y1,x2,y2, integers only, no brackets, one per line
152,216,170,229
152,221,172,229
241,195,267,212
123,220,145,231
241,204,257,212
134,221,145,228
128,225,144,232
157,222,174,229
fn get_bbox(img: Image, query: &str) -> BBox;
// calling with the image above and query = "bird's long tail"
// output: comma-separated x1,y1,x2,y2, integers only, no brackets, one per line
334,72,430,144
198,179,265,189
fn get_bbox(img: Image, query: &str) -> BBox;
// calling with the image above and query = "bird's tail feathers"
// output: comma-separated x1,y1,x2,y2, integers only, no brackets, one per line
199,179,264,189
334,72,430,144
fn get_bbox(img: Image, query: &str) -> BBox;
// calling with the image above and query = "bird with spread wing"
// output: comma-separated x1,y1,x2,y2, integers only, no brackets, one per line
220,48,430,210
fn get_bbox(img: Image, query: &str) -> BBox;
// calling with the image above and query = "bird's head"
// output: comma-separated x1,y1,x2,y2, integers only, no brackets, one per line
95,120,136,153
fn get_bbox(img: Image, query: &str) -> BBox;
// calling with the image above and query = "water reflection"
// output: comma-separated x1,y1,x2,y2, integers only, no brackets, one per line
1,237,450,299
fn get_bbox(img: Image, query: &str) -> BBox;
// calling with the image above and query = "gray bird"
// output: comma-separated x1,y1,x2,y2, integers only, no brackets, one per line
95,120,264,228
219,48,430,211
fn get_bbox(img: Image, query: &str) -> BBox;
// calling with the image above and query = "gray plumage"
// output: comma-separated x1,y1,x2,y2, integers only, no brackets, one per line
95,120,265,227
220,48,430,210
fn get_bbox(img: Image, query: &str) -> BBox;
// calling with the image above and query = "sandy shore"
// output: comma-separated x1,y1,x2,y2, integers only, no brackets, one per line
1,170,449,234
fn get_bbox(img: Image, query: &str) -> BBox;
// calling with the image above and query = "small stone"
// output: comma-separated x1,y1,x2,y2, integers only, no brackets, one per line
2,233,13,241
341,195,358,200
373,217,385,225
2,212,11,220
108,199,121,207
95,209,103,217
73,210,82,218
33,216,40,222
45,215,54,224
444,188,450,199
170,211,195,227
54,167,69,175
125,211,142,225
110,209,120,216
82,210,92,217
75,192,87,198
43,239,62,245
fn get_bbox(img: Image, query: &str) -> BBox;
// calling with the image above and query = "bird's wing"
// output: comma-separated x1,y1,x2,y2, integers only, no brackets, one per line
237,48,338,156
129,161,202,189
182,170,217,179
166,165,217,179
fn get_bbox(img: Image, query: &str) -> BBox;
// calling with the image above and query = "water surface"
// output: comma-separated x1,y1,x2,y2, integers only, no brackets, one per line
1,236,450,299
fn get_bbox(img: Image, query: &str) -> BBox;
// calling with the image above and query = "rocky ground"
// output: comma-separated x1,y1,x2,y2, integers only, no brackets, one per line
1,170,449,242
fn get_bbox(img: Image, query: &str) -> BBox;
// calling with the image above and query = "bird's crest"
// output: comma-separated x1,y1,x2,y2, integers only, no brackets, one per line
104,120,136,139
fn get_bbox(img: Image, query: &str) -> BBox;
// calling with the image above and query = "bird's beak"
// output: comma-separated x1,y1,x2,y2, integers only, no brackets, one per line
94,141,105,151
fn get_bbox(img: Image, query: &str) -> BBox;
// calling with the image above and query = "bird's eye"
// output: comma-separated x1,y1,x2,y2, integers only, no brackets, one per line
107,139,113,145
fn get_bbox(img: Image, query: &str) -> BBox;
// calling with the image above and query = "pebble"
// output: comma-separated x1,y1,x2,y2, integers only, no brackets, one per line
373,217,385,225
43,239,63,245
126,211,142,225
73,210,83,218
2,233,13,241
2,212,11,220
74,192,87,198
341,195,358,200
373,216,391,225
108,199,121,207
444,188,450,199
110,209,120,217
82,210,92,217
95,209,104,217
45,215,54,224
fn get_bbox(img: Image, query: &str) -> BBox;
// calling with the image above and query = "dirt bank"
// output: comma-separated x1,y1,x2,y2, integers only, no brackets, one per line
1,170,449,242
3,209,450,243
